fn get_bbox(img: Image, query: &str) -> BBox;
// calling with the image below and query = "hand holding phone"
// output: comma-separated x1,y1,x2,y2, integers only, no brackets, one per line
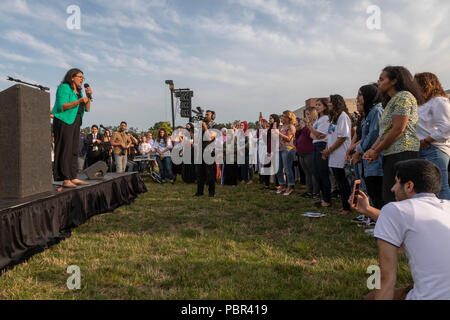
350,180,361,208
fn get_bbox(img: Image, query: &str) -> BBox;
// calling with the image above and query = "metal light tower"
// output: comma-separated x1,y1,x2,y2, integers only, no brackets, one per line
165,80,175,129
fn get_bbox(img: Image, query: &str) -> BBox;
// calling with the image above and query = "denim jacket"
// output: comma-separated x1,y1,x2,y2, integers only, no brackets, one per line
355,103,383,177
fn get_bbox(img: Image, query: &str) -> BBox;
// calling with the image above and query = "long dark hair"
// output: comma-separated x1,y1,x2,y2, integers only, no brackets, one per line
328,95,349,125
269,114,280,130
61,68,83,87
316,98,329,116
381,66,424,107
359,84,381,116
157,128,168,144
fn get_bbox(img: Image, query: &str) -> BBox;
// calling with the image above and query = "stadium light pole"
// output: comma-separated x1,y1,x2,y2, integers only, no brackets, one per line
165,80,175,129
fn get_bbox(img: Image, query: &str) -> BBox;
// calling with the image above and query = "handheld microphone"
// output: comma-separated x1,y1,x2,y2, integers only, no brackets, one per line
84,83,93,101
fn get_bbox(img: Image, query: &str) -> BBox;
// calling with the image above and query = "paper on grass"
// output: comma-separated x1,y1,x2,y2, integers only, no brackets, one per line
301,212,327,218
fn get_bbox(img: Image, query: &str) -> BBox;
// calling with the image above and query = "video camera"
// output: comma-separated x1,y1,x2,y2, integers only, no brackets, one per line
191,106,205,122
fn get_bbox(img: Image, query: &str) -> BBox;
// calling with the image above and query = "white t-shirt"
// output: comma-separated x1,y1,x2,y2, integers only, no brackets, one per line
313,115,330,144
327,112,351,168
374,194,450,300
147,138,155,151
155,139,173,157
417,97,450,157
92,133,99,151
139,142,152,154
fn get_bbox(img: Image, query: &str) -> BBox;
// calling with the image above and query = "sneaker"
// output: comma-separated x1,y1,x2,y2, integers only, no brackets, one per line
247,180,253,185
284,188,294,196
312,193,320,199
301,192,313,198
357,217,371,227
352,215,366,223
170,179,175,184
276,187,286,194
366,219,376,227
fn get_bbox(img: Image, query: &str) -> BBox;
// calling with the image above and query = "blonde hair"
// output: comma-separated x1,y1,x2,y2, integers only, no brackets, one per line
283,110,297,125
305,107,318,123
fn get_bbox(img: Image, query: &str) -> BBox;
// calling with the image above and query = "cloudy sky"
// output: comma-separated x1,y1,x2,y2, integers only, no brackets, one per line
0,0,449,130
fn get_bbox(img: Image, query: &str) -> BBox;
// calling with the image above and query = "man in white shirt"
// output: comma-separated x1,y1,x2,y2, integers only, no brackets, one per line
355,159,450,300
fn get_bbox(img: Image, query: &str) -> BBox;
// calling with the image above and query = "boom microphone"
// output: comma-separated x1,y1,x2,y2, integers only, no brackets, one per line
84,83,93,101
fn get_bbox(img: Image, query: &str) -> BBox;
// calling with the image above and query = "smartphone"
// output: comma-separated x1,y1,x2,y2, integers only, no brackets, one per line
351,180,361,207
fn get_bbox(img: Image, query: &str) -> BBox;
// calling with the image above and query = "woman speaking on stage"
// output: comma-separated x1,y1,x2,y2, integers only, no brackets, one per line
52,68,92,188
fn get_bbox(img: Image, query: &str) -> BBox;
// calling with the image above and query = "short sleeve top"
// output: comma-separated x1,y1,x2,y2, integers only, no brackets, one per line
379,91,419,156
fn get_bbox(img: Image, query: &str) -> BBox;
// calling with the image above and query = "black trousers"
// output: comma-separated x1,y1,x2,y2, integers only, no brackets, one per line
53,113,81,181
195,163,216,195
382,151,419,204
365,176,384,210
313,142,331,203
331,167,351,211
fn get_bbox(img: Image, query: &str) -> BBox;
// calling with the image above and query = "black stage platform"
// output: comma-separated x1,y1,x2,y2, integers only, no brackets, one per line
0,172,147,273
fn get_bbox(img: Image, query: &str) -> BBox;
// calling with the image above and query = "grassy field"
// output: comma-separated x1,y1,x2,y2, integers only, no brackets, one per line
0,176,412,300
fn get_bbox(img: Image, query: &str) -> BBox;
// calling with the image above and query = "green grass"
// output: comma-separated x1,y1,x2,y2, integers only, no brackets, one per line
0,177,412,299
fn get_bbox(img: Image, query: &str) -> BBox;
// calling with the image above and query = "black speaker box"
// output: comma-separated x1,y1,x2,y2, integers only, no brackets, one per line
83,161,108,180
0,85,53,199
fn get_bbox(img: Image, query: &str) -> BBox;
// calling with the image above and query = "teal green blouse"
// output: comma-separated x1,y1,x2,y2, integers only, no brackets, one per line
52,83,88,125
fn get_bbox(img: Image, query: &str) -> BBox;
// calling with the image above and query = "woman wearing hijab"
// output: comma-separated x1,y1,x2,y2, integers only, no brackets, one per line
239,121,254,184
223,125,239,186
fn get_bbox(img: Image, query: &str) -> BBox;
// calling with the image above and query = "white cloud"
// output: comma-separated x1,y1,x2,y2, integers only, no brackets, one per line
230,0,303,24
0,49,34,63
1,0,450,128
3,30,70,69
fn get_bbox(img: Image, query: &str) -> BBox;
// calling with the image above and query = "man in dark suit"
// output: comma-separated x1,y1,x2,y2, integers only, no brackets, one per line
86,125,104,166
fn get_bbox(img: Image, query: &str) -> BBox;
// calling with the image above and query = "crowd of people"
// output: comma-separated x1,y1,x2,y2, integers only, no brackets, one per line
71,66,450,213
51,66,450,300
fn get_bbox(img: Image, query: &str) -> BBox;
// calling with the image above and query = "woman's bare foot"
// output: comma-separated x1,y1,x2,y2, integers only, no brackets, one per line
339,208,352,215
63,180,77,188
71,179,89,185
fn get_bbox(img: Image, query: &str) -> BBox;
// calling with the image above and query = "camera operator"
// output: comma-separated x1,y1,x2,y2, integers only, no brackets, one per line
194,110,219,197
126,132,139,172
111,121,132,173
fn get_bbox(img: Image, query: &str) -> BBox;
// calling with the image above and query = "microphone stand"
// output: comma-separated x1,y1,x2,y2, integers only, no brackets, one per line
6,76,50,91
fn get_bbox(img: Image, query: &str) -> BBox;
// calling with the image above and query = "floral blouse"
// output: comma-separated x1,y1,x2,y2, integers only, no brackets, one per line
379,91,420,156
